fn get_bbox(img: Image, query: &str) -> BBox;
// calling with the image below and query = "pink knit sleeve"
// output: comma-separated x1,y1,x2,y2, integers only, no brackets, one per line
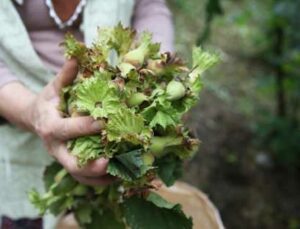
132,0,175,53
0,60,19,89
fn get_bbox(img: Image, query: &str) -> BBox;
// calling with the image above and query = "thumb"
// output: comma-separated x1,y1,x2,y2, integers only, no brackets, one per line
53,144,109,177
53,58,78,93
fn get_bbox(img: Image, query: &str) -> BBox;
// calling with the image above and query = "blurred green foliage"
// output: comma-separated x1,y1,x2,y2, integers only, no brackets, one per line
170,0,223,45
167,0,300,227
255,0,300,168
169,0,300,168
196,0,223,45
256,115,300,167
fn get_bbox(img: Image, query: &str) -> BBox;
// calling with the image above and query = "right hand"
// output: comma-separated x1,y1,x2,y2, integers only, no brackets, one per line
26,59,113,186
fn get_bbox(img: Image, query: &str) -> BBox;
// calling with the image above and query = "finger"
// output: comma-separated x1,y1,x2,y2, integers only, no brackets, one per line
55,145,109,177
55,117,105,140
53,58,78,92
72,174,115,186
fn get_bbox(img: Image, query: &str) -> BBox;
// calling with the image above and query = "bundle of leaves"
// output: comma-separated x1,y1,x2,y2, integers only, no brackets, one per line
29,24,218,229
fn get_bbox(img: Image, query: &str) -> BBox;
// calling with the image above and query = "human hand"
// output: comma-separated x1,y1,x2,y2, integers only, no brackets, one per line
26,59,113,186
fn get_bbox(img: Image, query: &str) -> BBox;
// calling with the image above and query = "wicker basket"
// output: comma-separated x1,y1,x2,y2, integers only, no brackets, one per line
56,182,224,229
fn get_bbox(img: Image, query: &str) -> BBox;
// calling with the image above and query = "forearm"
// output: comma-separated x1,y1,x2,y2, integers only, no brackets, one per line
132,0,175,52
0,82,36,131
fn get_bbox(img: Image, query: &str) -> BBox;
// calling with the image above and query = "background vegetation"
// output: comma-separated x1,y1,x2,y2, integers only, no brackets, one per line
167,0,300,228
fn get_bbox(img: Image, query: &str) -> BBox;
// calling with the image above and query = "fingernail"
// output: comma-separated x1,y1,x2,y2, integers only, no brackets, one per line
91,120,102,131
95,158,109,169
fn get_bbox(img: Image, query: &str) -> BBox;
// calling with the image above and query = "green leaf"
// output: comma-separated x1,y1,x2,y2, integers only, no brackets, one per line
142,96,179,129
155,155,183,186
85,209,125,229
107,108,152,145
63,33,87,59
123,195,193,229
149,111,177,129
108,23,136,56
95,23,135,59
28,189,47,215
52,174,77,195
43,162,62,190
141,105,157,123
107,159,135,181
68,136,103,166
74,75,120,119
190,76,203,95
138,32,161,59
172,96,198,115
64,34,105,72
107,149,152,181
49,195,73,216
74,203,93,225
59,86,72,114
189,47,219,92
146,192,177,209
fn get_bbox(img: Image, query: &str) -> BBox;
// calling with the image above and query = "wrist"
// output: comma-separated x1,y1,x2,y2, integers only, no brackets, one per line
0,82,37,131
21,93,37,132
